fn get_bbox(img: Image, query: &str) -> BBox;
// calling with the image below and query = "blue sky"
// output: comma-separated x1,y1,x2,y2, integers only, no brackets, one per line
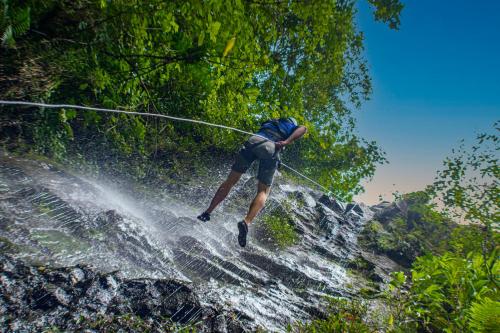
353,0,500,204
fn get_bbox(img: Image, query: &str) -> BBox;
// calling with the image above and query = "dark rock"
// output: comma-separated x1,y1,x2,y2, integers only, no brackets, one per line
345,203,364,217
0,120,22,141
318,195,345,215
316,204,344,231
293,191,317,208
336,233,348,246
368,270,385,283
311,245,342,262
358,251,404,283
372,202,403,224
0,255,243,332
369,201,392,213
240,251,334,293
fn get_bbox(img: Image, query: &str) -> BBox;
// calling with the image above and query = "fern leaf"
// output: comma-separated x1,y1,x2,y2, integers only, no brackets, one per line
468,298,500,333
11,6,30,37
1,23,13,46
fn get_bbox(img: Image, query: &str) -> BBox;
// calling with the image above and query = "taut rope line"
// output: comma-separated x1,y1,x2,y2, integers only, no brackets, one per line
0,100,329,192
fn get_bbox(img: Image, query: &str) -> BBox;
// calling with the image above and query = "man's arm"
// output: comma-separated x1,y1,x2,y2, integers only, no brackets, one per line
275,126,307,150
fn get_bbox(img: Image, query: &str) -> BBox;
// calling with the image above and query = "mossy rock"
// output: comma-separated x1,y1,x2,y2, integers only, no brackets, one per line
0,236,19,254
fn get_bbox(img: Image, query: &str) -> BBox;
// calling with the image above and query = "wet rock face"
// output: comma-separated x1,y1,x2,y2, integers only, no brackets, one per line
318,195,345,215
0,254,243,332
0,154,381,331
370,201,404,224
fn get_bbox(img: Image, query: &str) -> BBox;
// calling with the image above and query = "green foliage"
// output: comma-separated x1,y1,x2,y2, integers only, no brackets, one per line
361,219,404,255
349,256,373,272
66,313,196,333
468,298,500,333
386,249,499,333
431,123,499,233
290,298,372,333
0,0,404,199
262,213,298,249
378,128,500,333
0,0,31,47
448,224,494,257
359,191,455,266
368,0,404,29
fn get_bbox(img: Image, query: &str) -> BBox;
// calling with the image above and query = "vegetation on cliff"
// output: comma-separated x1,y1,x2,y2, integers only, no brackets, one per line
359,191,456,267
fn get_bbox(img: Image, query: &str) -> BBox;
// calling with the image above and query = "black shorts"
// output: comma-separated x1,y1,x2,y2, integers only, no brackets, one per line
231,135,279,186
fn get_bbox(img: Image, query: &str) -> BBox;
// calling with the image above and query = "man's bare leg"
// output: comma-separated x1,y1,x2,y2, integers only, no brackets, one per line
237,181,270,247
205,170,242,214
244,181,271,225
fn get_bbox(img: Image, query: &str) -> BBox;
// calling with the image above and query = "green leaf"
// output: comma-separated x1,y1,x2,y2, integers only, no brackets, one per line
209,21,221,42
1,25,14,46
197,31,205,46
66,109,77,120
468,298,500,333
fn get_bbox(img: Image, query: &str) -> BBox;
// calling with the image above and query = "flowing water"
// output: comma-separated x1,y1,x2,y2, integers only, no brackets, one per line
0,152,372,331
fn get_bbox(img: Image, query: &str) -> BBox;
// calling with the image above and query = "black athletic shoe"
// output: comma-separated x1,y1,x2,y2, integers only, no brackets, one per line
237,221,248,247
197,211,210,222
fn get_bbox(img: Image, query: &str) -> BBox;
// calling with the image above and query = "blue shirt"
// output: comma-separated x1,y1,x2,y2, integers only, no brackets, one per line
257,118,299,141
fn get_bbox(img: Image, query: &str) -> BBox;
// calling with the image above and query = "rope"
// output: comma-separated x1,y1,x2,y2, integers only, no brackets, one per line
0,100,330,192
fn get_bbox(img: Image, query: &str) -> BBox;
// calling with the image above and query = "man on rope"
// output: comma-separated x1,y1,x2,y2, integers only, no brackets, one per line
197,117,307,247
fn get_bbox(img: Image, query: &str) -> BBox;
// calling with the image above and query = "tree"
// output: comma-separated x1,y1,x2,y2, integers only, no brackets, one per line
431,123,499,238
1,0,404,199
385,124,499,332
